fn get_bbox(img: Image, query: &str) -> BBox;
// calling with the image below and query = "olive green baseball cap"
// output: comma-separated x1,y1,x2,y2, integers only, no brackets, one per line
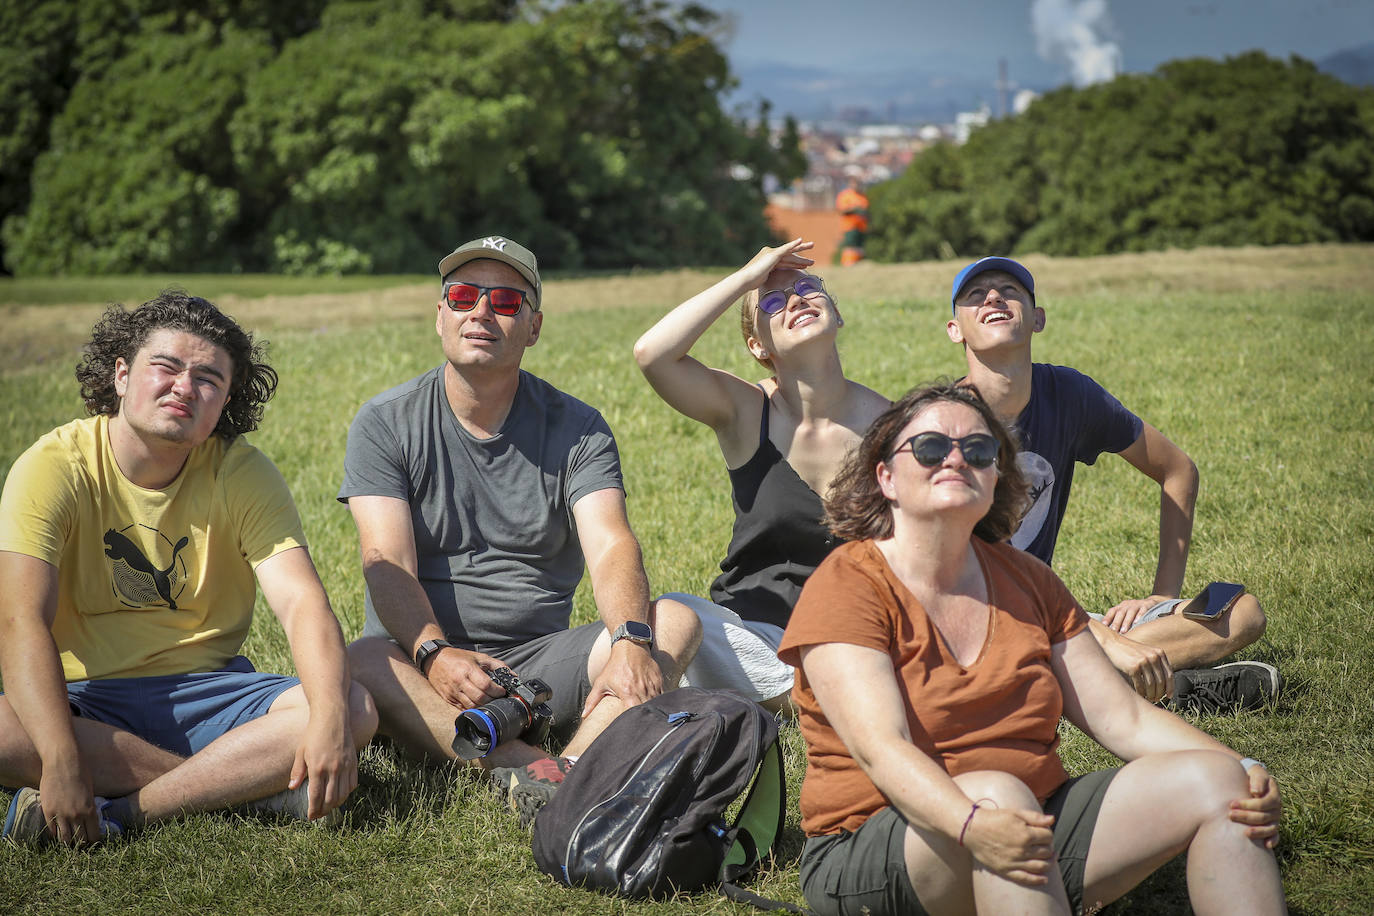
437,236,541,310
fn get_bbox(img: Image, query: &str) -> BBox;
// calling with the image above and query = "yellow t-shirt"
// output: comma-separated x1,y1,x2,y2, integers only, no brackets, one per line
0,415,306,680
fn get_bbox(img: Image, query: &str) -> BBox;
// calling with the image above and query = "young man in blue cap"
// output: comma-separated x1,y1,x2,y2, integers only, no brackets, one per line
946,257,1278,713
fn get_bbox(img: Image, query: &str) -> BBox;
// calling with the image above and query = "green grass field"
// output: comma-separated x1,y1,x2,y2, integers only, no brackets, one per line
2,244,1373,914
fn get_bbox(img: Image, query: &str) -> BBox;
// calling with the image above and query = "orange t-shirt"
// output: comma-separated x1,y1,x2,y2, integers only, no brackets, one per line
778,538,1089,836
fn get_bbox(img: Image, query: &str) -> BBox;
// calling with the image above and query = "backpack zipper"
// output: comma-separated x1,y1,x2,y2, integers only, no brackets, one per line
562,710,698,881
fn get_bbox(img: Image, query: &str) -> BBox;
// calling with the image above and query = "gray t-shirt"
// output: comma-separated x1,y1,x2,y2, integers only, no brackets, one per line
338,366,623,650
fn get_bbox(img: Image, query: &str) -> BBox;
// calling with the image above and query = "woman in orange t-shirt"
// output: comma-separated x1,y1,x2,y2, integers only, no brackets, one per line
778,383,1284,916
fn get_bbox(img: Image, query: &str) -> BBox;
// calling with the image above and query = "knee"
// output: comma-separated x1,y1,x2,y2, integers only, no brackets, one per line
347,636,404,681
348,681,379,746
1228,595,1266,649
952,769,1040,811
1166,750,1249,820
651,596,704,650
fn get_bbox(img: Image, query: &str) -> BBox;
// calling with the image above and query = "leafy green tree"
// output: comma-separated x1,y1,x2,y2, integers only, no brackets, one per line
870,52,1374,262
4,0,801,275
229,0,801,273
0,0,329,273
4,25,274,274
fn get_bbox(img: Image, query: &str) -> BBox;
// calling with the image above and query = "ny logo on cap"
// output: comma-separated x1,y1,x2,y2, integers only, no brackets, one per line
482,237,508,252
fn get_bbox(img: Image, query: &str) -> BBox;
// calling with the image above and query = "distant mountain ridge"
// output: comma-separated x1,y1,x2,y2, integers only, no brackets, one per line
729,43,1374,124
1318,41,1374,86
726,61,1042,124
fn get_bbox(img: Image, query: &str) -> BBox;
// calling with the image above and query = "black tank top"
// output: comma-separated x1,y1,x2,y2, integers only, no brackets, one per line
708,388,839,628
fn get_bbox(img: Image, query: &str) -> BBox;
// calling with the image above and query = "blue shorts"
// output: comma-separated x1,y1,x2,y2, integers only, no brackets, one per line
64,656,299,757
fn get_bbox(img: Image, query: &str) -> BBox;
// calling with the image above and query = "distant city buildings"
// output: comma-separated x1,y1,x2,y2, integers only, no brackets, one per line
759,56,1044,213
766,92,1034,212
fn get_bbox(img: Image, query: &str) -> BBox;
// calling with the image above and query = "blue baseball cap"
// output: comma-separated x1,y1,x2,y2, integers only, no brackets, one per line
950,257,1036,313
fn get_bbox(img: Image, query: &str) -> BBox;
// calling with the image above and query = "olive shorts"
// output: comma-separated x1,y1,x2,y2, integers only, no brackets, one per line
800,768,1121,916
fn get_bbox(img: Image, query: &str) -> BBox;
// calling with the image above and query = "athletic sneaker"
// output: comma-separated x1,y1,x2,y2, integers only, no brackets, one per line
248,779,342,826
490,757,574,827
2,788,124,846
1170,661,1282,714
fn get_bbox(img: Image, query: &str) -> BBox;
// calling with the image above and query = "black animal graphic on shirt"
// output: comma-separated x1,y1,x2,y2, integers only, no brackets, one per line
103,528,189,610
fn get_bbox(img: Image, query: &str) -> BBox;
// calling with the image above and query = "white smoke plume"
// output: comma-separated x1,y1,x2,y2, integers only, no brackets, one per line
1030,0,1121,87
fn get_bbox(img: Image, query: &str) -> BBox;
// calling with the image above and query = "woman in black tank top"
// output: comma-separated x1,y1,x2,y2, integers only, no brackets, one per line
633,238,890,712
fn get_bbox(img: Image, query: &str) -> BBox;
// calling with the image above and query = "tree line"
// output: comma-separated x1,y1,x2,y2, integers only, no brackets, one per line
1,0,806,276
868,53,1374,262
6,8,1371,277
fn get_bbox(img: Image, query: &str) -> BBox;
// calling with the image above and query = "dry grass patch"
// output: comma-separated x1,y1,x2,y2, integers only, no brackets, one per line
7,244,1371,379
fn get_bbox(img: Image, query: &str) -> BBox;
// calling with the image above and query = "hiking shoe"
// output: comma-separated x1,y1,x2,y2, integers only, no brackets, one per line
1170,661,1282,714
248,780,342,826
3,789,124,846
490,757,573,827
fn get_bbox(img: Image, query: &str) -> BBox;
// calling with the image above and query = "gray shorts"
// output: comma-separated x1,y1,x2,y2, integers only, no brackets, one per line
1087,599,1182,630
800,768,1120,916
476,623,602,747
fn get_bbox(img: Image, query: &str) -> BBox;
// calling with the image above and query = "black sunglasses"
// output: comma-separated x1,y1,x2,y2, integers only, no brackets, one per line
443,282,531,316
894,432,999,469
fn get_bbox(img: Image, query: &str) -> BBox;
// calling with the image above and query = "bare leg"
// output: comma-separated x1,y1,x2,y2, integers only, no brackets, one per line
1126,595,1267,670
116,681,376,826
345,637,543,769
0,697,184,797
760,692,796,718
563,597,702,757
1081,751,1285,915
889,770,1070,915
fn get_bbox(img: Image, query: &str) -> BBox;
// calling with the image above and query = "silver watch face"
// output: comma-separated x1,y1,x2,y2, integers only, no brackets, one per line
621,621,652,642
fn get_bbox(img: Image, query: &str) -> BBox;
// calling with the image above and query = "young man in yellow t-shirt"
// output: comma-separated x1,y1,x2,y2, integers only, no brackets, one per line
0,291,376,846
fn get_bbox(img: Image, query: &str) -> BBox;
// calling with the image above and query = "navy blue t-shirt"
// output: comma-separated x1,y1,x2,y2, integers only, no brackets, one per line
1009,364,1143,564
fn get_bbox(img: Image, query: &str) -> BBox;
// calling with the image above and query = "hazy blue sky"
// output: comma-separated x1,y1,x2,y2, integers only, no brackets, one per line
699,0,1373,88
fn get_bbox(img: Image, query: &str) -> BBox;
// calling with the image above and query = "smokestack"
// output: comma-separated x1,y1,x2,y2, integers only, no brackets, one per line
997,59,1009,118
1030,0,1121,87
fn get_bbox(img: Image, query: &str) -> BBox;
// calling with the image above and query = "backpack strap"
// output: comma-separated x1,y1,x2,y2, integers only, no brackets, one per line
721,879,812,913
718,736,814,912
721,737,786,882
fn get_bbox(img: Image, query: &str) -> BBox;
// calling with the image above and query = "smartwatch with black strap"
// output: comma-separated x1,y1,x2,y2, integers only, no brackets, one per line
414,638,453,674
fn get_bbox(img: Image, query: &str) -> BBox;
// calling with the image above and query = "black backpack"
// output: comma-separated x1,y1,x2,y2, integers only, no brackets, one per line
531,687,796,906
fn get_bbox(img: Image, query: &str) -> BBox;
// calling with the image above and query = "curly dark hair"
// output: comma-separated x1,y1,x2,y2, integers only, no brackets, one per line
824,381,1029,544
75,290,278,440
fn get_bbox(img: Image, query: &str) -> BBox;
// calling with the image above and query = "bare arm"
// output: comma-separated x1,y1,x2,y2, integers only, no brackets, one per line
255,546,359,819
0,551,99,844
1055,628,1280,842
347,495,503,708
571,488,660,714
801,642,1057,886
1084,616,1173,702
1104,422,1199,629
632,240,814,433
1054,628,1223,757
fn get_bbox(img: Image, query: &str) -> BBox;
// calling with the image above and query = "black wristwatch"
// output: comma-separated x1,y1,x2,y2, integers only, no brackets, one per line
610,620,653,648
414,638,453,674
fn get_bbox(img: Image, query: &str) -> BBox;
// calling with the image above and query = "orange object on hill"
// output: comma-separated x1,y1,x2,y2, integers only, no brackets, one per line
764,206,843,267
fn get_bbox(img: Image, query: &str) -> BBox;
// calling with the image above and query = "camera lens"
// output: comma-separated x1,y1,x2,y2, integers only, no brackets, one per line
453,708,499,758
452,696,534,759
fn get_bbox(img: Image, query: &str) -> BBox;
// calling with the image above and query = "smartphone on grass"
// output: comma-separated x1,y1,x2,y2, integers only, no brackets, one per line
1180,582,1246,620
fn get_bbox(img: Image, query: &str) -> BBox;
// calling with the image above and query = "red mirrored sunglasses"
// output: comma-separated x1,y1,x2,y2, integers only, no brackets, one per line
443,282,530,316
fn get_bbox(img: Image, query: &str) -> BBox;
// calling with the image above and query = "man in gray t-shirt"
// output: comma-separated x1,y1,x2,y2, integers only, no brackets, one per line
340,236,700,823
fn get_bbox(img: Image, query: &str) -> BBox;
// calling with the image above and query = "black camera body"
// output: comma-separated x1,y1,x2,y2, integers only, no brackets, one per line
452,667,554,760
